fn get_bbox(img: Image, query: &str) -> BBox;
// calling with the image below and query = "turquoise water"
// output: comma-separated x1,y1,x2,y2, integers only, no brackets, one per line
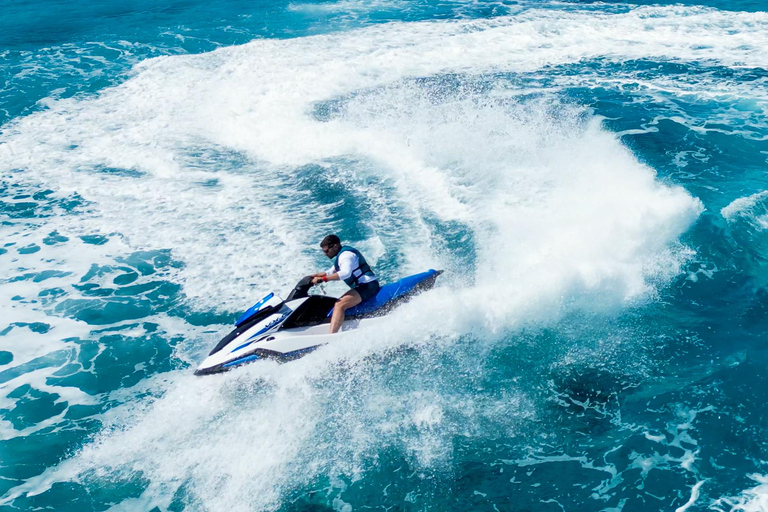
2,0,768,510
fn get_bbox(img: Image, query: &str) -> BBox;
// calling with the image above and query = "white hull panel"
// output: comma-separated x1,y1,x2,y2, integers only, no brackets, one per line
195,316,383,374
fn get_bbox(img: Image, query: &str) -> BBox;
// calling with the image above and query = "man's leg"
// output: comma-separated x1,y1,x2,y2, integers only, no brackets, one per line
330,290,362,334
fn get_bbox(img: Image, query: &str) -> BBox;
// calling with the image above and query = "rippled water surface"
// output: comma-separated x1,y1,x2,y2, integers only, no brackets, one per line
1,0,768,510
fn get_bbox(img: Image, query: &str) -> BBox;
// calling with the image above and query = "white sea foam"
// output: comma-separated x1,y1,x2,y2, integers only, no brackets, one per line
712,475,768,512
4,325,534,510
1,3,743,509
722,191,768,230
0,4,727,315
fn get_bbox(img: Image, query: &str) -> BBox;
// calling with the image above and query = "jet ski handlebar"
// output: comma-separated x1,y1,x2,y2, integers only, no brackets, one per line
286,275,315,301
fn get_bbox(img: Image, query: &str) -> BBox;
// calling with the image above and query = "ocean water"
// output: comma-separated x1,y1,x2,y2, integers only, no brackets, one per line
1,0,768,510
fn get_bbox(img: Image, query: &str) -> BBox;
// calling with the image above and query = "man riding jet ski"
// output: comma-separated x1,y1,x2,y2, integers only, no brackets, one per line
311,234,380,334
195,235,441,375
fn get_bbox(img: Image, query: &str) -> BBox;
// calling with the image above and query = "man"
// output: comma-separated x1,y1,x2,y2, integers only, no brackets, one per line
311,234,380,334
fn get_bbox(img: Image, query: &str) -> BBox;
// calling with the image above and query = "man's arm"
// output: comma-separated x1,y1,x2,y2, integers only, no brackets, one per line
333,252,356,281
312,272,340,284
312,253,355,284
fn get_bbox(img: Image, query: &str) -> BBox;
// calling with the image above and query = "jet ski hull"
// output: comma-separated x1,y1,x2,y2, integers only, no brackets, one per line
195,270,441,375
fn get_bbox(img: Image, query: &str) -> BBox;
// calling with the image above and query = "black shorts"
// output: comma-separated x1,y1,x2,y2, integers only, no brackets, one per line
355,280,380,302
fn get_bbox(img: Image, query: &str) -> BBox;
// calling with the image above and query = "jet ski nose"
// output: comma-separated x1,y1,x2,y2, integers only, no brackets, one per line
194,365,221,376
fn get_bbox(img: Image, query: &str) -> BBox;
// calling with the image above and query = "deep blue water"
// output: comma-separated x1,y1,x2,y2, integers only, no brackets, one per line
2,0,768,511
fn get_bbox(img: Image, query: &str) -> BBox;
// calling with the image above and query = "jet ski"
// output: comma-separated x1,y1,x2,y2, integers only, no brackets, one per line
195,269,442,375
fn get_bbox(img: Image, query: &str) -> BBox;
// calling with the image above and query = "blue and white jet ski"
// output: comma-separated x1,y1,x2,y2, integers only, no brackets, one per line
195,269,442,375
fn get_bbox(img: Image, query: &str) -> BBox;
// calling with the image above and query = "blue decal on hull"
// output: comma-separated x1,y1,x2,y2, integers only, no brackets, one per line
223,354,260,368
231,313,286,353
235,292,275,326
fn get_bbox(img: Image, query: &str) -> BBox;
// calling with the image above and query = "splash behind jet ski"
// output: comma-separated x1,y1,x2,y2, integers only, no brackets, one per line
195,269,442,375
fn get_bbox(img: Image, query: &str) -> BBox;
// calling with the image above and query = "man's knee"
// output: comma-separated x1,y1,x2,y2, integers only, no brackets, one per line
337,294,357,310
335,299,351,312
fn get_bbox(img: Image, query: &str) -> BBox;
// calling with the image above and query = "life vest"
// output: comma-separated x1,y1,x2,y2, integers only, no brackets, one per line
333,246,376,288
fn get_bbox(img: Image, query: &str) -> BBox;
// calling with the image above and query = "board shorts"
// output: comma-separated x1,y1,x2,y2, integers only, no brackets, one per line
354,280,380,302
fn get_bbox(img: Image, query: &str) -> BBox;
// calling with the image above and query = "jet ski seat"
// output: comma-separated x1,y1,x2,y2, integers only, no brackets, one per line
342,269,441,318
